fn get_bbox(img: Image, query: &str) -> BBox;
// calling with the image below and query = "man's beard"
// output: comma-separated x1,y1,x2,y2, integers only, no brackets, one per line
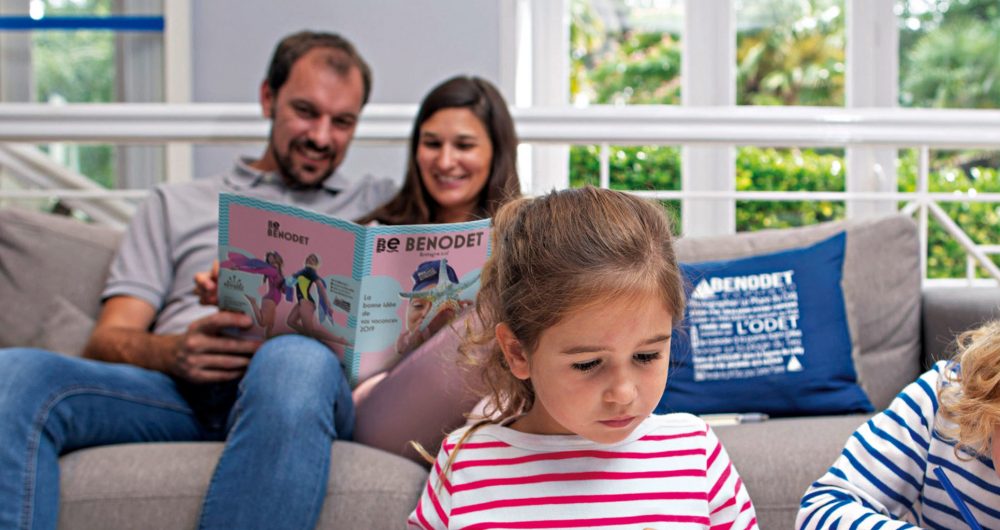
271,136,337,190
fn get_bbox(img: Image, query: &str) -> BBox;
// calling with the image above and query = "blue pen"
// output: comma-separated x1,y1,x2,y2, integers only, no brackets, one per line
933,466,983,530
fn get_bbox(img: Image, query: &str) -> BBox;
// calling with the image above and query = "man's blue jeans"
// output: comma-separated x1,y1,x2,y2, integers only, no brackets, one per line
0,335,354,530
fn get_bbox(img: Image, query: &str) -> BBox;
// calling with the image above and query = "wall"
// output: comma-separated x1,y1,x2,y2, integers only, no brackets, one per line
190,0,502,184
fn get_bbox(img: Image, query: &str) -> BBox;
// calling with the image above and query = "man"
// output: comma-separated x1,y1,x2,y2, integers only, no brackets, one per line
0,31,394,529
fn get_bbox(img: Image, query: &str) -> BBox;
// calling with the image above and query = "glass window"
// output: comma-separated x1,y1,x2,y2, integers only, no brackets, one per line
897,148,1000,279
734,1,845,231
736,147,845,231
570,144,681,224
33,0,119,186
1,0,165,194
898,0,1000,109
897,0,1000,277
568,0,683,220
736,0,845,107
570,0,683,107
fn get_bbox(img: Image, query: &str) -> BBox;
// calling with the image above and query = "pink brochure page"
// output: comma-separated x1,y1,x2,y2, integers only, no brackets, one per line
350,219,491,385
218,194,362,363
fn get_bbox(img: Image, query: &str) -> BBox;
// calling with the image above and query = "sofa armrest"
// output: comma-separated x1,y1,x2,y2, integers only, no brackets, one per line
0,208,122,356
921,286,1000,368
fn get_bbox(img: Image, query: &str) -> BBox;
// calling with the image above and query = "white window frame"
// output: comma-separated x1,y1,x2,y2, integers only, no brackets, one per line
163,0,191,183
682,0,735,236
501,0,570,196
845,0,898,220
516,0,904,235
0,0,190,185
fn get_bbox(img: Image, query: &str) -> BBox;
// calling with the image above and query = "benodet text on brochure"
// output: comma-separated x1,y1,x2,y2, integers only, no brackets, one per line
216,193,491,386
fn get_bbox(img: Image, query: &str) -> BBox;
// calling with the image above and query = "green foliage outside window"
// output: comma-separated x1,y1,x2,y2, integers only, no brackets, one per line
735,147,844,231
33,0,116,189
569,144,681,230
570,1,681,106
898,0,1000,109
568,0,1000,278
897,149,1000,278
735,0,845,106
570,145,680,191
886,0,999,278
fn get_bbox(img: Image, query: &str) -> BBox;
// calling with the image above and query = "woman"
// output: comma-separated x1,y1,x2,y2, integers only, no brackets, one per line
353,75,520,461
357,75,519,225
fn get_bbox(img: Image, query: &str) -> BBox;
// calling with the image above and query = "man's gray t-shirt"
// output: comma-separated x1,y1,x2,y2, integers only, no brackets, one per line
103,158,396,335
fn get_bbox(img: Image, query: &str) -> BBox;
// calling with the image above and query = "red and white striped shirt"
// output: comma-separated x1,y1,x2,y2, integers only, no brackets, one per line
408,413,758,530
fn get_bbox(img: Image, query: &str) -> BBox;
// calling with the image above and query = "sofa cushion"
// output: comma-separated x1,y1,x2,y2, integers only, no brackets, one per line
58,441,427,530
714,414,871,530
673,214,921,410
0,208,122,356
659,232,873,416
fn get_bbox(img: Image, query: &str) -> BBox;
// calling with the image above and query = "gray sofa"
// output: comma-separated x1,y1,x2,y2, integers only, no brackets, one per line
1,206,998,529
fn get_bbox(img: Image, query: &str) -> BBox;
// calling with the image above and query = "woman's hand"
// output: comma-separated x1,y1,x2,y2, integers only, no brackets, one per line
426,299,473,335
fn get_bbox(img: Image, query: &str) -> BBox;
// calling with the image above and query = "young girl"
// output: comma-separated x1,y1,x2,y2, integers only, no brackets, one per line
408,187,758,530
797,320,1000,529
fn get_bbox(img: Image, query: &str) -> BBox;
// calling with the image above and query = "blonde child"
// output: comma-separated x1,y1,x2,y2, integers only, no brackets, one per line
408,187,758,530
797,320,1000,529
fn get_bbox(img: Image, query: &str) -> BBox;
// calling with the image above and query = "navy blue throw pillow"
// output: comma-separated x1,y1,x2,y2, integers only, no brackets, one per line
658,232,873,417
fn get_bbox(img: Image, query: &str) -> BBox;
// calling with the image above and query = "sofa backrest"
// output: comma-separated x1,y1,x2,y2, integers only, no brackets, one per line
0,206,928,410
674,214,922,410
0,207,122,356
921,286,1000,368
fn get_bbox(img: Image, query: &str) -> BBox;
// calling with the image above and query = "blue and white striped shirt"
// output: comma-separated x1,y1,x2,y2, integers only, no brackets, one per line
797,361,1000,530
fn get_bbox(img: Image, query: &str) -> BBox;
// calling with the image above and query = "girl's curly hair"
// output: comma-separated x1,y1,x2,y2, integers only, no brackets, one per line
938,320,1000,459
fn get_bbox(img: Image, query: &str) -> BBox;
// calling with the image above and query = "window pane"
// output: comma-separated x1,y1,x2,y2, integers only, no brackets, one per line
897,0,1000,278
568,1,684,225
34,29,114,103
897,148,1000,279
735,0,845,106
570,143,681,227
897,0,1000,109
3,0,168,197
570,144,681,189
570,0,683,106
36,143,115,187
736,147,845,231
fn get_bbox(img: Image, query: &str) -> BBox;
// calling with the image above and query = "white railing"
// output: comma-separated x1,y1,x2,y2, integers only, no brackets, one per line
3,103,1000,146
0,103,998,284
0,144,137,228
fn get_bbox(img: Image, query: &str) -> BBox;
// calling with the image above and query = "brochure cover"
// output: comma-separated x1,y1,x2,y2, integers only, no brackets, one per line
217,193,490,385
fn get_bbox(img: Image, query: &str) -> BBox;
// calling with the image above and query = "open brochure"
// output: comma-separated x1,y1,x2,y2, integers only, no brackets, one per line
217,193,490,386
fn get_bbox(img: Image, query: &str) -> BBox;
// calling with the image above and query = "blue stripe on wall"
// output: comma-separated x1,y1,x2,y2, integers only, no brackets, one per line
0,16,163,31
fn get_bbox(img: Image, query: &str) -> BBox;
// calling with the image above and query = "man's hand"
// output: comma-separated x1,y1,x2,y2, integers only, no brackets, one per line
84,296,260,383
170,311,261,383
194,260,220,306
